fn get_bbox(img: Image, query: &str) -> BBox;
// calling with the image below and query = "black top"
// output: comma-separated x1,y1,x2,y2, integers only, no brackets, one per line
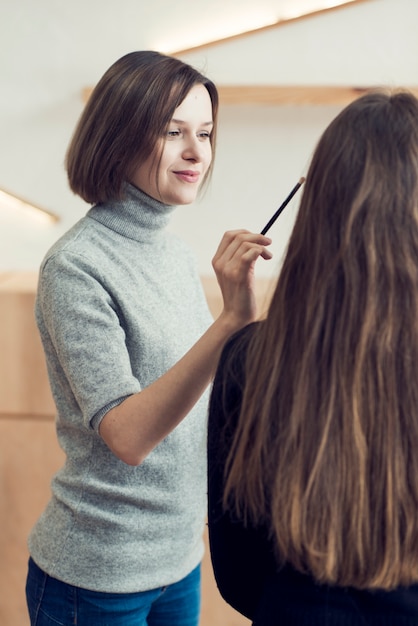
207,323,418,626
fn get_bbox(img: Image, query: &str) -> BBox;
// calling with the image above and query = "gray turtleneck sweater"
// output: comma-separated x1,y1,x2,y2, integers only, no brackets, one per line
28,183,213,593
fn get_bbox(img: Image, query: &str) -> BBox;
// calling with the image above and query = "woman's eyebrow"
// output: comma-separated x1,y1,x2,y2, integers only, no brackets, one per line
170,118,213,127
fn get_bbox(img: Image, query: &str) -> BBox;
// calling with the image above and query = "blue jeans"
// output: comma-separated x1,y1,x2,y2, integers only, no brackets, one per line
26,557,201,626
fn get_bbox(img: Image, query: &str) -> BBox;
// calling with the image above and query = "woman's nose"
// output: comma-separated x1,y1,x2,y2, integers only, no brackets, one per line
182,137,205,161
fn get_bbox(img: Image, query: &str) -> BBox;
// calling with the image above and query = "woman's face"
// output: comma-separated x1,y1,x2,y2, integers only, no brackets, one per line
130,83,213,205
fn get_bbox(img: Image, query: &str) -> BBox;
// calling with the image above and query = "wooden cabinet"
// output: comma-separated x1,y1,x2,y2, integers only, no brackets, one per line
0,272,63,626
0,416,64,625
0,272,273,626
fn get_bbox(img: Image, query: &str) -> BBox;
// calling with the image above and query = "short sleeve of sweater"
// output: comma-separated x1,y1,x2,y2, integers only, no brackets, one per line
36,250,141,430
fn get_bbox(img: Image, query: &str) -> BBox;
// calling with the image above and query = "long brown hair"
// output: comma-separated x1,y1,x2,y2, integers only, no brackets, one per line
66,51,218,204
223,90,418,590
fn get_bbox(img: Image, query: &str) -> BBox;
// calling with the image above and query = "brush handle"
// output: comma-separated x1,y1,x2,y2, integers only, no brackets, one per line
260,177,305,235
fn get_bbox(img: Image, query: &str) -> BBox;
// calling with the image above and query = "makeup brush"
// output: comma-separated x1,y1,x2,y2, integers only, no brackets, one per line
260,177,305,236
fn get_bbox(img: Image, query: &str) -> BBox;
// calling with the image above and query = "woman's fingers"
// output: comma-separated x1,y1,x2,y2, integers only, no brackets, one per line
212,230,273,327
212,230,272,278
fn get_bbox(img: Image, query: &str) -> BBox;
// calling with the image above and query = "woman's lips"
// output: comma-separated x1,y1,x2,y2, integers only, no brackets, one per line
173,170,200,183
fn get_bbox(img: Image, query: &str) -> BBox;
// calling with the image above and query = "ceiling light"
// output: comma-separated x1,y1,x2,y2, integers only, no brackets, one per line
159,0,366,54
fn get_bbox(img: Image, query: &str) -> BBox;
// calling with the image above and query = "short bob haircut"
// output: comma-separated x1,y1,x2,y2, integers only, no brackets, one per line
66,50,219,204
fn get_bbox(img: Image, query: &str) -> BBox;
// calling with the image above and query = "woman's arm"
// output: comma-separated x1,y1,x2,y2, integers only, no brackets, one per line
99,230,272,465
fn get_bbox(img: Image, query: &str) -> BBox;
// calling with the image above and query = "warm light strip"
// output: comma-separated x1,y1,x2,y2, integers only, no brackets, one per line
156,12,278,54
0,189,59,224
165,0,372,55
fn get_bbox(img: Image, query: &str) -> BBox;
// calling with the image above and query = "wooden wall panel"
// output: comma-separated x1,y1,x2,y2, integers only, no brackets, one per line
0,272,55,417
0,416,65,626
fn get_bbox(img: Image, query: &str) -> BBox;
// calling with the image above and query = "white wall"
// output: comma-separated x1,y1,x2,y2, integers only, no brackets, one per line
1,0,417,278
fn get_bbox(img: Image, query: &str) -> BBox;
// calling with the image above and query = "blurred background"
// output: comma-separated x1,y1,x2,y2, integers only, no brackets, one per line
2,0,417,280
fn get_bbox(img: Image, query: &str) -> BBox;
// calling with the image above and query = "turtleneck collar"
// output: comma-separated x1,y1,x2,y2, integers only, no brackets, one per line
86,183,177,242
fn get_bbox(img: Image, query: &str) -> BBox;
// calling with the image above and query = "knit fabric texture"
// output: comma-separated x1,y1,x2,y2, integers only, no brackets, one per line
28,183,213,592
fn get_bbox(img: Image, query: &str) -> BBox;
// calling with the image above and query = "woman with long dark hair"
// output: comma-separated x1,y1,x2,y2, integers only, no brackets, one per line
208,90,418,625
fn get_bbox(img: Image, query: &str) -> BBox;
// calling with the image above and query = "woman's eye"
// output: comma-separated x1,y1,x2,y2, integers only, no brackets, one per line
166,128,211,140
167,129,182,138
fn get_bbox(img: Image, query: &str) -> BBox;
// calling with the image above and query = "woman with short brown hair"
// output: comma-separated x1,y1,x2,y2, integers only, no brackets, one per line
25,50,272,626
